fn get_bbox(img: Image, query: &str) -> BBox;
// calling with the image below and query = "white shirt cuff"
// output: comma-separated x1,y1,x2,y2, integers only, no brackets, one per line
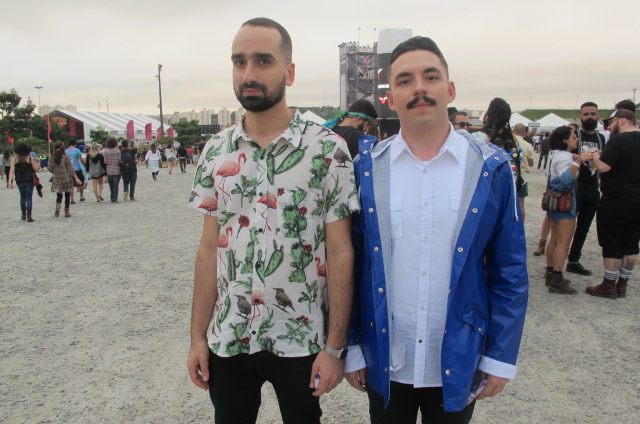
344,345,366,373
478,355,517,379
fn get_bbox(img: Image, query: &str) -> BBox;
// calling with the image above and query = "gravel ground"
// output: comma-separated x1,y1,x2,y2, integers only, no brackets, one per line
1,156,638,423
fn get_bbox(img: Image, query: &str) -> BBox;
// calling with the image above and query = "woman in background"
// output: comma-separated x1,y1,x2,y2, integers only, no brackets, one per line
86,142,106,202
49,141,82,217
145,143,162,181
8,143,41,222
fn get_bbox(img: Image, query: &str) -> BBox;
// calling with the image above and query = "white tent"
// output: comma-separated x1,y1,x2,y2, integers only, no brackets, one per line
536,113,570,131
510,112,533,127
301,110,325,125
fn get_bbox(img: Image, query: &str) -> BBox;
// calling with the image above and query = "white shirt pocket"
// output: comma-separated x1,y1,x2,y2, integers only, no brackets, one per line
390,195,403,239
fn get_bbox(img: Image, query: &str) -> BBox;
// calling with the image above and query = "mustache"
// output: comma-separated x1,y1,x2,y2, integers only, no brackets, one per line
406,95,437,109
238,82,267,93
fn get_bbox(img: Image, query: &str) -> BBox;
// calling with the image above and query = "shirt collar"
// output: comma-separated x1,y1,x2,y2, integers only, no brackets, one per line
387,123,466,164
232,109,304,148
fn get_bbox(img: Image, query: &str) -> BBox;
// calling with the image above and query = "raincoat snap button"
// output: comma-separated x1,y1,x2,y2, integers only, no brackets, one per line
378,288,384,293
445,370,451,376
472,208,478,213
457,247,463,252
483,172,488,177
369,208,374,213
381,328,387,333
374,247,379,252
364,171,370,176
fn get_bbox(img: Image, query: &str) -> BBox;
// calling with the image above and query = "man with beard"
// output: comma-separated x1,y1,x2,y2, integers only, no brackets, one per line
186,17,359,424
566,102,606,276
344,36,528,423
323,98,378,158
586,109,640,298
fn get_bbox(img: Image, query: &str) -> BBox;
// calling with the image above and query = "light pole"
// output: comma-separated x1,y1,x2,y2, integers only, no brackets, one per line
34,86,43,115
156,65,164,139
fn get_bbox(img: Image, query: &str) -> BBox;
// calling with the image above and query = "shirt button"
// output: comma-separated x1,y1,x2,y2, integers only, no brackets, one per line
378,288,384,293
423,237,428,241
418,340,423,343
420,307,425,311
421,272,426,277
423,169,428,174
251,330,256,335
457,247,463,252
472,208,478,213
445,370,451,376
364,171,370,176
424,201,429,206
368,208,374,213
374,247,379,252
381,328,387,333
483,172,488,177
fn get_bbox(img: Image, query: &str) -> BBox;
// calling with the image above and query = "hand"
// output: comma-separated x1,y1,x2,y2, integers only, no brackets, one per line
344,367,367,392
475,373,509,400
309,350,344,397
187,338,211,390
578,151,592,162
9,182,14,189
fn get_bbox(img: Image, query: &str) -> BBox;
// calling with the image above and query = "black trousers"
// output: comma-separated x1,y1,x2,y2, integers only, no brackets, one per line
208,351,321,424
568,188,600,262
367,382,475,424
537,151,549,169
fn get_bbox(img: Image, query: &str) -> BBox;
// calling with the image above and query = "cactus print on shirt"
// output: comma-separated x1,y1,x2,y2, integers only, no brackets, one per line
189,110,359,358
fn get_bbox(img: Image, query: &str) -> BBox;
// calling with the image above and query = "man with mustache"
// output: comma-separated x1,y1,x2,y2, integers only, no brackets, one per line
587,108,640,298
344,36,528,423
186,17,359,423
566,102,606,276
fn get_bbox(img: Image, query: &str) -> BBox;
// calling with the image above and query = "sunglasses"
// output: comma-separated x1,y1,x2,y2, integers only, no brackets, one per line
454,122,470,128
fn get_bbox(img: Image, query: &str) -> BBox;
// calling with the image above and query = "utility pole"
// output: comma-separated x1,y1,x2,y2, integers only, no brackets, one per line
156,64,165,138
633,88,637,104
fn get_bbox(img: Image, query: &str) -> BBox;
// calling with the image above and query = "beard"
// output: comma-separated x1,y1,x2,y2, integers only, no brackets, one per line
234,78,286,112
609,122,619,135
581,118,597,132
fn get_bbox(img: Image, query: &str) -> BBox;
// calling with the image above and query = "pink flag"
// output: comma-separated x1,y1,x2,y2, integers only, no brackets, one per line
157,127,162,139
168,127,174,139
126,120,134,140
145,123,152,141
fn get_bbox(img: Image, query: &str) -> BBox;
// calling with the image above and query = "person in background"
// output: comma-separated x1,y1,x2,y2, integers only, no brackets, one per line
50,141,82,217
544,126,593,294
165,143,176,174
3,150,13,187
8,143,41,222
65,138,86,204
323,98,378,158
177,143,188,173
121,140,138,201
86,142,106,202
145,143,162,181
513,123,535,221
102,137,122,203
187,146,194,164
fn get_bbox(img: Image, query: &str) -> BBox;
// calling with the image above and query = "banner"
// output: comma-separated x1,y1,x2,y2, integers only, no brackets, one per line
167,127,174,139
46,115,52,143
126,120,134,140
157,127,162,140
145,123,152,141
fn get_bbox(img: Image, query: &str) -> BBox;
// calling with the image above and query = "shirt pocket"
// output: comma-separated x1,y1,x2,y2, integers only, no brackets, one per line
390,195,403,239
449,195,461,241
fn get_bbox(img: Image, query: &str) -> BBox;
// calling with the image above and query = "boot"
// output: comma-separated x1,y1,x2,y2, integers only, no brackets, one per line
21,210,26,221
586,277,618,299
544,267,553,287
55,203,61,217
64,208,71,218
27,212,34,222
533,239,546,256
616,277,628,298
124,192,129,201
548,272,577,294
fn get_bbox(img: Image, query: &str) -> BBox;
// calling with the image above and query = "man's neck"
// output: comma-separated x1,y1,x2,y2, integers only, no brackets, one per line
243,101,294,148
620,125,639,134
400,120,451,161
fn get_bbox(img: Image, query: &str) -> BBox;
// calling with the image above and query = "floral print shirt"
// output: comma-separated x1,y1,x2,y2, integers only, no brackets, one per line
189,111,359,357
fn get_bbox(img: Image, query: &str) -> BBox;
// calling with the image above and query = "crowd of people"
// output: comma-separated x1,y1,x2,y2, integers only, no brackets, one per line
2,138,203,221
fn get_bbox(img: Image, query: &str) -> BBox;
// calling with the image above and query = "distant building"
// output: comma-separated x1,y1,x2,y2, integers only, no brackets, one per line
218,107,232,127
338,42,376,110
231,108,245,124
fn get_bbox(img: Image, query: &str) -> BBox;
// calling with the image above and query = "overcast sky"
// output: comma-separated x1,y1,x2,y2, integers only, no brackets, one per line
3,0,638,116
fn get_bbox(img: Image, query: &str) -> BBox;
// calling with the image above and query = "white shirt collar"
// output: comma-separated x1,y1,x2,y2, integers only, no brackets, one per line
383,124,466,165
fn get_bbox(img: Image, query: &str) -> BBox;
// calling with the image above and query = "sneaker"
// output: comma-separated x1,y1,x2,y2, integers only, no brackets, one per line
566,262,592,276
79,197,85,202
70,200,76,205
99,195,104,201
129,197,136,201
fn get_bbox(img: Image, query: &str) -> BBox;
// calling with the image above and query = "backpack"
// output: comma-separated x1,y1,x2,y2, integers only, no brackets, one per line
120,149,137,174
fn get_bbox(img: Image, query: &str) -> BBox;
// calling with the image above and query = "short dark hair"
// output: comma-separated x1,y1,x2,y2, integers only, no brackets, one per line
106,137,118,148
348,98,378,120
549,126,573,151
68,139,77,146
121,140,129,148
449,111,468,124
14,142,31,157
580,101,598,110
388,36,448,79
615,99,636,113
242,18,292,64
